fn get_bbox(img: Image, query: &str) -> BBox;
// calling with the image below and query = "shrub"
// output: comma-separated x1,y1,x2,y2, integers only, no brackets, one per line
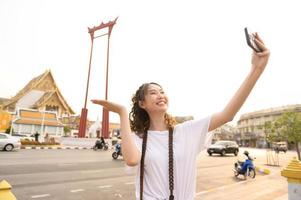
21,140,60,146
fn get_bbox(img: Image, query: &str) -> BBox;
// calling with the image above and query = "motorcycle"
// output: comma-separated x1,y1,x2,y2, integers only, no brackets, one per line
93,139,109,151
233,151,256,180
112,143,122,159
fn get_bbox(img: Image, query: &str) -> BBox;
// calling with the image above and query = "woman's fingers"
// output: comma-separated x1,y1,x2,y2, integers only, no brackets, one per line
91,99,105,105
254,33,268,52
91,99,124,114
254,32,265,45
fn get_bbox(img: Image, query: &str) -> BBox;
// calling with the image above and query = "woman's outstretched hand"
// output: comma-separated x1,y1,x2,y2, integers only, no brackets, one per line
251,33,270,73
91,99,126,115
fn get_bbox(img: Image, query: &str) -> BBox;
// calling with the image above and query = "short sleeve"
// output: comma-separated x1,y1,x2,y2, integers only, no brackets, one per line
124,133,141,175
176,115,212,154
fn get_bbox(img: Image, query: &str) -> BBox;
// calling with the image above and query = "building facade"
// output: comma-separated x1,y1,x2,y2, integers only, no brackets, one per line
236,104,301,148
0,70,75,138
12,108,64,137
1,70,74,116
0,110,11,132
212,123,236,143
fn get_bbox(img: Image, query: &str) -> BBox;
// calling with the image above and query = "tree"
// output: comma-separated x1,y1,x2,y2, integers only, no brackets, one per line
263,121,283,144
63,126,71,136
272,111,301,160
5,126,13,134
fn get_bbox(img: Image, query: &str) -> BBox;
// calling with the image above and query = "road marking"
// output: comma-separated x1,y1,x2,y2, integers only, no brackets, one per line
125,182,135,185
81,169,104,173
31,194,50,198
98,185,112,189
195,179,256,196
114,193,122,198
70,189,85,193
57,163,77,167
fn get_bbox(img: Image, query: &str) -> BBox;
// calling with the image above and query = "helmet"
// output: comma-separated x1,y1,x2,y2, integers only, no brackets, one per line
243,151,249,156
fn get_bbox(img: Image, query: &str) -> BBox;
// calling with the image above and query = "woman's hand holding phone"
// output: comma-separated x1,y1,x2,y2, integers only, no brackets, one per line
244,27,262,53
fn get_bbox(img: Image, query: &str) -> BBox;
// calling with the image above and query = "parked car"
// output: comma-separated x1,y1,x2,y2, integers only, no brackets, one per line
12,133,35,141
273,142,287,153
0,133,21,151
207,140,239,156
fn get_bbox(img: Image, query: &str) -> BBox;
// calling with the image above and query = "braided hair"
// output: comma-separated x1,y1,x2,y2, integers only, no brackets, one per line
129,82,176,200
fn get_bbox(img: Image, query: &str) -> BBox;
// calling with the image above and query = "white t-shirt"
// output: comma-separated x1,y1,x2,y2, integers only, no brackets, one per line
126,116,212,200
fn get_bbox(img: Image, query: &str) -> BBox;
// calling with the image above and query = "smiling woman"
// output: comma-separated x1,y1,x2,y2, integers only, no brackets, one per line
91,32,270,199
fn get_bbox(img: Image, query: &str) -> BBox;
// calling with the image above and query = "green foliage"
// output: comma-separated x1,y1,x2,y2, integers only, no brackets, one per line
276,112,301,143
269,111,301,160
64,126,71,133
5,126,13,134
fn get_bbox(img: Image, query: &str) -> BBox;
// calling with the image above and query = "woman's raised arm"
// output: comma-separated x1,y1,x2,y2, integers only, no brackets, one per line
91,99,141,166
209,33,270,132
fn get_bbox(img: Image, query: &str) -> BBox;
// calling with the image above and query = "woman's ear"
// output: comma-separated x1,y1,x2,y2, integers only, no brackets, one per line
139,100,145,109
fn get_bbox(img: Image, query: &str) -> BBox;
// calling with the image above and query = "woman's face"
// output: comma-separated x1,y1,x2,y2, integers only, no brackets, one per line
139,84,169,114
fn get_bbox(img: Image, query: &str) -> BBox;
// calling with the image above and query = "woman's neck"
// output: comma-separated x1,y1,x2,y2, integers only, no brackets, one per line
148,113,167,131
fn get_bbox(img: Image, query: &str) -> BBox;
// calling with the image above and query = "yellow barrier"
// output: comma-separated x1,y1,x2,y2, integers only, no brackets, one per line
0,180,17,200
255,166,271,175
281,157,301,200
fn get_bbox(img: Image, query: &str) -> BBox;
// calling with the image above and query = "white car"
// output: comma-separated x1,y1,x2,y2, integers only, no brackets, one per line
0,132,21,151
12,133,35,141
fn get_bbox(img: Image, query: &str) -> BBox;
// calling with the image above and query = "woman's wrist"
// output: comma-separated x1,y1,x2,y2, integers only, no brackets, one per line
250,65,264,77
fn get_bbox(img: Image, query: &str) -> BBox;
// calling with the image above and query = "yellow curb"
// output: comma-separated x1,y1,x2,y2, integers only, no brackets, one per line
0,180,17,200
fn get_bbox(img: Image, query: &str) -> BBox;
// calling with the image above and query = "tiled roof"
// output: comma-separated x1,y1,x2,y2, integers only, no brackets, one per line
2,70,75,114
0,97,9,105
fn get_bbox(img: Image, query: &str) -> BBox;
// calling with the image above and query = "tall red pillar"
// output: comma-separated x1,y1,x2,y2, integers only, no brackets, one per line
78,18,117,138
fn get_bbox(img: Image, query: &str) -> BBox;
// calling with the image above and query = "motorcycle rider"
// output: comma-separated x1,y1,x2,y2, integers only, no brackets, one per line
94,136,106,149
239,151,253,172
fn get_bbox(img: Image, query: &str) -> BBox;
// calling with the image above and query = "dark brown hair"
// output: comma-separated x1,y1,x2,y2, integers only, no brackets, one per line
129,82,175,136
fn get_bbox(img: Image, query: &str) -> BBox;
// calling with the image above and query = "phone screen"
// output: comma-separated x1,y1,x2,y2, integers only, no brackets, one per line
244,27,262,52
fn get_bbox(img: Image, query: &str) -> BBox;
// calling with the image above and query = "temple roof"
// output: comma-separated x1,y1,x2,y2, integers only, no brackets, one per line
2,70,75,114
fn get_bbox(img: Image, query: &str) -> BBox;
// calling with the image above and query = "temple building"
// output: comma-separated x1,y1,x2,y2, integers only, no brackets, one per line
0,70,75,137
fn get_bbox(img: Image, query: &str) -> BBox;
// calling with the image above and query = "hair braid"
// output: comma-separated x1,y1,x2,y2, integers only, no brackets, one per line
168,126,174,200
139,127,174,200
140,131,148,200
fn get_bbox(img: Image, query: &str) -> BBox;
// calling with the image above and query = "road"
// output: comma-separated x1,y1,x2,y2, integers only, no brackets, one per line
0,147,295,200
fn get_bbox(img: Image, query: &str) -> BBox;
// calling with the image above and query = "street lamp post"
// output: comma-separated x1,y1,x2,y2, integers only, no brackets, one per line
78,17,118,138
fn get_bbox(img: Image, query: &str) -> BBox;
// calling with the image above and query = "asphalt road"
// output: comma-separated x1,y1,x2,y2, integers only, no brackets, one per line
0,147,295,200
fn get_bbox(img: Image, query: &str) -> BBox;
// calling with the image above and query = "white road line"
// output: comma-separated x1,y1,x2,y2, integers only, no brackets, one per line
195,179,256,196
70,189,85,193
80,169,104,173
31,194,50,198
125,182,135,185
98,185,112,189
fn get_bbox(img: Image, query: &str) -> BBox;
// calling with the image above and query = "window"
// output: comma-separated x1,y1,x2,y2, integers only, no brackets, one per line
0,134,8,139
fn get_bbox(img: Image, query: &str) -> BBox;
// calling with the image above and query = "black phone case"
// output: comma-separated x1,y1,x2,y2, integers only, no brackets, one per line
244,28,261,52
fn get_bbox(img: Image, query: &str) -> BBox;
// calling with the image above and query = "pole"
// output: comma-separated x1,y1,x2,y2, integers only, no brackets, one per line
78,32,95,138
78,17,117,139
9,111,15,135
101,26,112,139
41,108,45,141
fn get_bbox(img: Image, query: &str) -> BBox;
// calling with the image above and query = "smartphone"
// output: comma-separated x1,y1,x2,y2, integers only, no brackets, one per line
244,27,262,52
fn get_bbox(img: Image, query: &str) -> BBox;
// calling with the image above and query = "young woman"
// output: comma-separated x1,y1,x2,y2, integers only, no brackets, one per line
91,33,270,200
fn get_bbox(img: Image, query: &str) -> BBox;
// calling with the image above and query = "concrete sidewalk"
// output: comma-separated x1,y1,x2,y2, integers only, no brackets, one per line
195,170,288,200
